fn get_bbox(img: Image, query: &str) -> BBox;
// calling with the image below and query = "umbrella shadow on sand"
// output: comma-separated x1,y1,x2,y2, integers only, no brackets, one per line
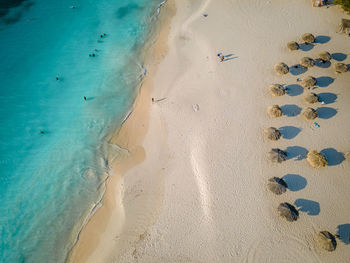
299,43,314,51
283,174,307,191
337,224,350,244
315,35,331,44
318,92,337,104
289,65,308,75
286,84,304,96
320,148,345,166
279,126,301,139
281,104,302,117
285,146,308,161
332,53,347,61
294,198,320,216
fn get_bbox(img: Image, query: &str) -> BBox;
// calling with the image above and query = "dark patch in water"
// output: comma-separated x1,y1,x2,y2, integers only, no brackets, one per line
116,3,140,19
0,0,34,25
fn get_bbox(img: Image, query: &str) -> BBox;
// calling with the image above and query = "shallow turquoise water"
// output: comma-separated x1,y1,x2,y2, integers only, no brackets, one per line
0,0,164,262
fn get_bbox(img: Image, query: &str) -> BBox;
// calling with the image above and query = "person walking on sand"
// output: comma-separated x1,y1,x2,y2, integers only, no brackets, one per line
217,53,224,62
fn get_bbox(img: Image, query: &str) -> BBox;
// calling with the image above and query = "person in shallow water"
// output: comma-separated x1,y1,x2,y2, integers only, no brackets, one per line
84,96,87,101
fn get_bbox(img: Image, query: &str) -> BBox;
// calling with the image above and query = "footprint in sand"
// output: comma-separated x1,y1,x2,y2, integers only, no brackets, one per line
192,104,200,112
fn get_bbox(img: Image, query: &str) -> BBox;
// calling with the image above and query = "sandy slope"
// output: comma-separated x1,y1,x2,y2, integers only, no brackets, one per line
73,0,350,262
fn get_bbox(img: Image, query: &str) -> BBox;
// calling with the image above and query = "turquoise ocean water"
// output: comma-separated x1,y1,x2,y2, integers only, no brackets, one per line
0,0,165,262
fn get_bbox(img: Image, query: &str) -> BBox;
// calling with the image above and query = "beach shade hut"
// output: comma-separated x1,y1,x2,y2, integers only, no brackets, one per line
269,84,285,96
304,93,319,104
267,105,283,118
317,231,337,252
278,202,299,222
346,152,350,162
334,63,348,73
307,150,328,168
302,107,318,120
267,177,288,195
318,51,331,63
302,33,315,44
264,127,281,141
287,41,299,51
300,57,315,68
274,62,289,75
268,148,287,163
301,76,317,89
338,18,350,35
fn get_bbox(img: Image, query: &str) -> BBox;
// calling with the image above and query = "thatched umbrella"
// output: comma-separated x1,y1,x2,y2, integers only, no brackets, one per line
267,177,288,195
300,57,315,68
267,105,282,118
302,107,318,120
287,41,299,51
317,231,337,252
268,148,287,163
334,63,348,73
274,62,289,75
307,150,328,168
301,76,317,89
264,127,281,141
269,84,285,96
318,51,331,63
346,152,350,162
278,202,299,222
302,33,315,44
303,93,319,104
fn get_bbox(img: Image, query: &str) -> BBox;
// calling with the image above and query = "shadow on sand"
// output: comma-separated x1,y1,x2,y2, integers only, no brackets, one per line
279,126,301,139
332,53,347,62
286,84,304,96
317,76,334,88
315,59,331,68
286,146,308,161
289,65,308,76
299,43,314,51
315,35,331,44
317,107,337,119
294,198,320,216
320,148,345,166
337,224,350,244
281,104,302,117
318,92,337,104
283,174,307,191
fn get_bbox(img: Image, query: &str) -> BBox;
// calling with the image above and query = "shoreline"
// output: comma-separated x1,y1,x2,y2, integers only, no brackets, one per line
71,0,350,262
67,1,176,262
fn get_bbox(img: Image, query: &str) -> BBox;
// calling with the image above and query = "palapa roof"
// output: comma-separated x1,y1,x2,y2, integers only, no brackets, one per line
268,148,287,163
267,177,287,195
267,105,283,118
317,231,337,252
274,62,289,75
287,41,299,51
300,57,315,68
304,93,319,104
302,107,318,120
278,202,299,222
334,63,348,73
269,84,285,96
307,150,328,168
301,76,317,88
264,127,281,141
318,51,331,62
302,33,315,44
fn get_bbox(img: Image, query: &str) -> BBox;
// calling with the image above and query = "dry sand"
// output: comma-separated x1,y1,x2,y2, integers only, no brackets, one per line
70,0,350,262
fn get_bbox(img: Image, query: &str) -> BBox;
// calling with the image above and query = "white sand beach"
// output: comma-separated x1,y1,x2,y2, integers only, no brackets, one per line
70,0,350,262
